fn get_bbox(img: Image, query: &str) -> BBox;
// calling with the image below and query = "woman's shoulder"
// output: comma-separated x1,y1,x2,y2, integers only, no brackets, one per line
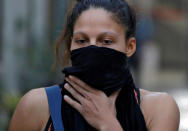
139,89,178,108
139,89,180,130
140,89,174,102
9,88,49,131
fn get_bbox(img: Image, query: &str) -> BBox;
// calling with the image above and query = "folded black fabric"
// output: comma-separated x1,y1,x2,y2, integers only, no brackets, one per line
62,45,131,96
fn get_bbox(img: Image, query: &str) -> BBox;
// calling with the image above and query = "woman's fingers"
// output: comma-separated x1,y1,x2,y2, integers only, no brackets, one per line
63,95,82,112
64,83,93,114
68,75,97,93
66,76,107,100
64,83,85,103
66,77,95,96
65,77,90,96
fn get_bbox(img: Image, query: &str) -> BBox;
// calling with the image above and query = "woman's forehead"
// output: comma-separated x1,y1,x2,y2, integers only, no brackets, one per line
73,8,125,36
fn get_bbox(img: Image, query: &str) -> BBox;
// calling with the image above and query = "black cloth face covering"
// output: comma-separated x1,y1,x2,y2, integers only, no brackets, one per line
62,45,131,96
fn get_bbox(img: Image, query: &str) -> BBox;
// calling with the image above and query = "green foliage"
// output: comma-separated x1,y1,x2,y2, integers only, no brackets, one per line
2,93,21,114
0,88,22,130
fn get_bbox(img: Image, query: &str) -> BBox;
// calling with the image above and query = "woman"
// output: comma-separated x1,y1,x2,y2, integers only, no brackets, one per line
9,0,180,131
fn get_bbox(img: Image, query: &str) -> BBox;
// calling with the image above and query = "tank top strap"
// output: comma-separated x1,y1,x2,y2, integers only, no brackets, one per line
45,85,64,131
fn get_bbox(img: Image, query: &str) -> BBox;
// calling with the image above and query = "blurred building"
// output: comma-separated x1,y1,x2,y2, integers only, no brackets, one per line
0,0,69,95
0,0,68,130
130,0,188,90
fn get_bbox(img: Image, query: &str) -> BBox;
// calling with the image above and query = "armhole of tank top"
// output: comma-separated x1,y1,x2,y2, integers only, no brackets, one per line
135,88,141,105
45,116,52,131
44,116,53,131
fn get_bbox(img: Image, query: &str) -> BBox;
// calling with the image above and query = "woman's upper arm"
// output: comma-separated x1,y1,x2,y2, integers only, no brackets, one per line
9,88,49,131
146,93,180,131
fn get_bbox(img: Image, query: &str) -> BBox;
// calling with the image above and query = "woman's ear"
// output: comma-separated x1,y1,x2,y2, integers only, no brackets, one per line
125,37,136,57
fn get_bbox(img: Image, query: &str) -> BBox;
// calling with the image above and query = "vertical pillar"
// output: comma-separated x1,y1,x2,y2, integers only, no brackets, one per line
2,0,28,94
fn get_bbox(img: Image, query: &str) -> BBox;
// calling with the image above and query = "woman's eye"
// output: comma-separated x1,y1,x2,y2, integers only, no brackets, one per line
103,39,113,45
75,39,86,44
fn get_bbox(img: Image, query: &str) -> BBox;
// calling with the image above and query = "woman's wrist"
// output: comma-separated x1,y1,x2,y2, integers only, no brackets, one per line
99,118,123,131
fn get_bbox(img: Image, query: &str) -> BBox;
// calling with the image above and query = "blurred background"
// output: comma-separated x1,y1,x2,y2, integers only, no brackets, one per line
0,0,187,130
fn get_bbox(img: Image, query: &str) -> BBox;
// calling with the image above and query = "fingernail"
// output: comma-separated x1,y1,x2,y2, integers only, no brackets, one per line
69,75,73,79
64,95,68,99
64,83,68,88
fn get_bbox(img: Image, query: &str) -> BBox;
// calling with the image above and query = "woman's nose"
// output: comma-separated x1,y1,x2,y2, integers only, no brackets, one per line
90,40,101,47
90,39,96,45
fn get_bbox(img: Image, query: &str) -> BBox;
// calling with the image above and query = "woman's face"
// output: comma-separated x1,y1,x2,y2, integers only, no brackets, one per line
70,8,136,56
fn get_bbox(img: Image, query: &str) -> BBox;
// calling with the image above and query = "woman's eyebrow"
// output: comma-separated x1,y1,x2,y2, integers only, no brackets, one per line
73,31,118,36
99,32,118,36
73,32,88,37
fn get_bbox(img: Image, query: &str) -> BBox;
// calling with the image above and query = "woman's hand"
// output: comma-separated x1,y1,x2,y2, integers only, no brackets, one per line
64,75,123,131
